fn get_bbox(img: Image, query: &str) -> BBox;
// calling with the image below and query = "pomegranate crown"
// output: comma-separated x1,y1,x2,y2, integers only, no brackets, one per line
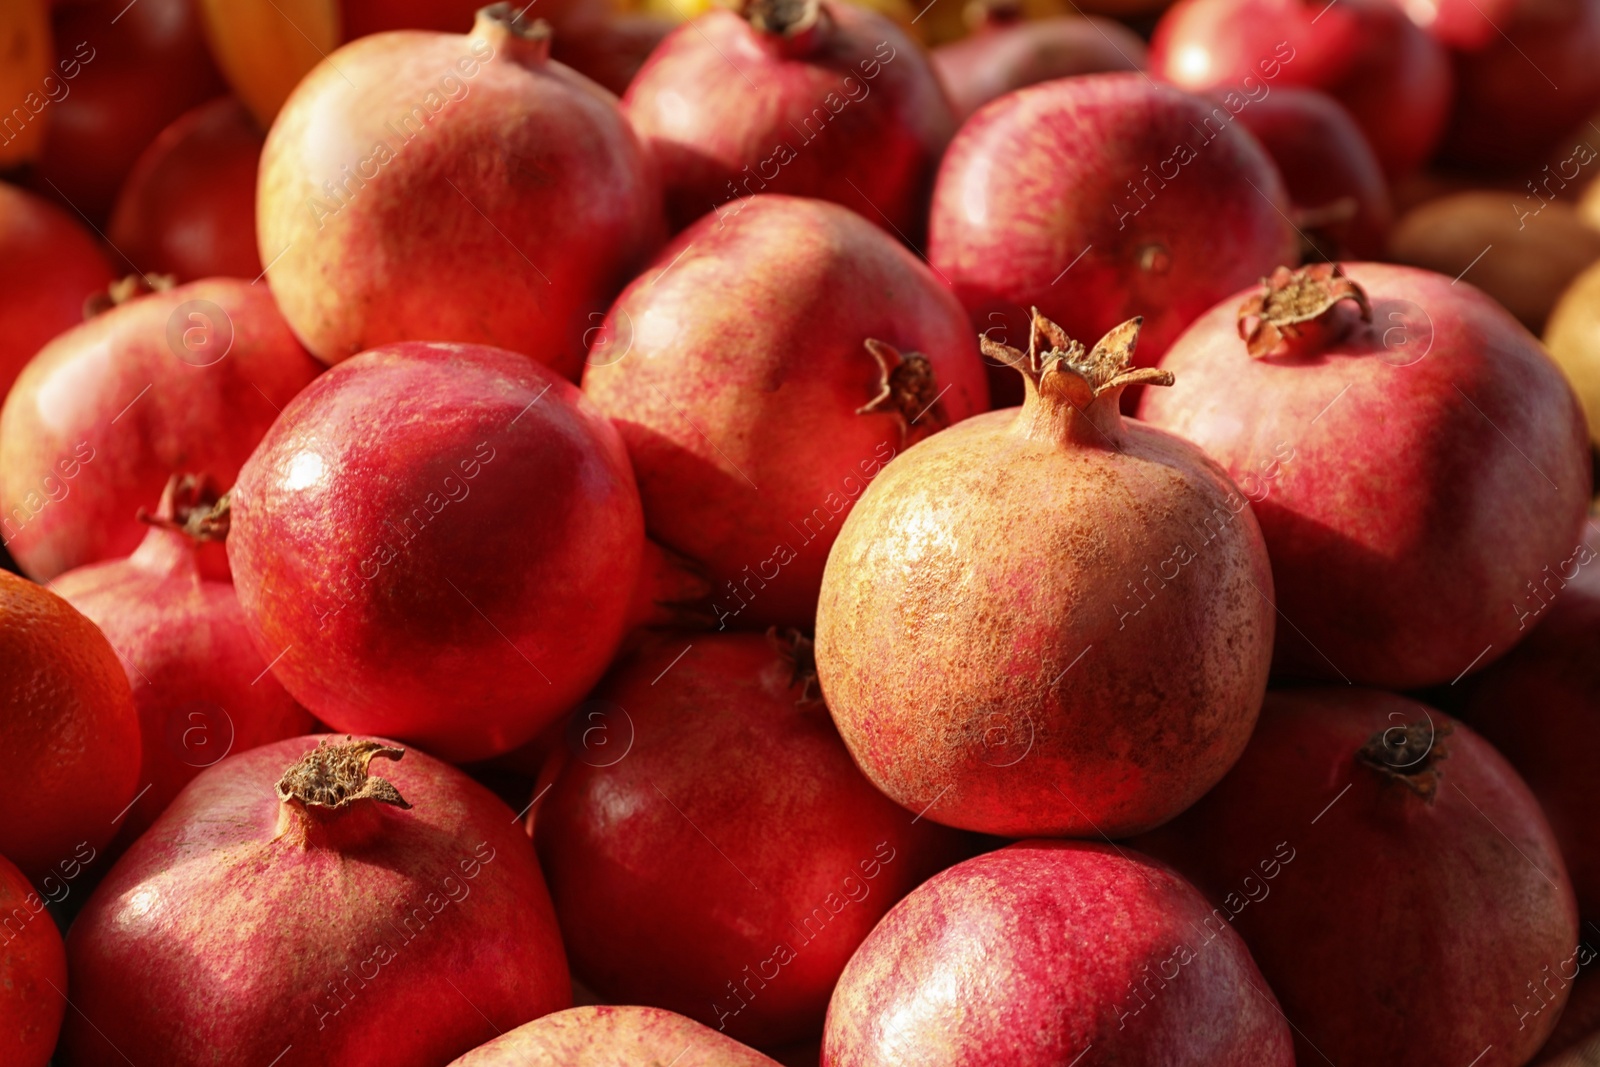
857,338,951,445
1237,263,1372,359
980,310,1172,407
744,0,822,34
767,627,823,706
1357,717,1452,802
277,737,412,811
137,473,231,543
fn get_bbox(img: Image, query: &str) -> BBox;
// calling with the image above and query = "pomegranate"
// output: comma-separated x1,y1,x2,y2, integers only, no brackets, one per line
0,850,66,1067
1139,262,1592,687
107,96,266,281
258,5,663,373
823,840,1294,1066
449,1006,784,1066
52,474,317,843
1134,688,1579,1066
621,0,953,234
57,735,571,1065
0,570,139,883
551,12,676,95
1397,0,1520,48
582,195,988,630
814,312,1274,838
1149,0,1452,179
0,276,322,581
927,73,1298,393
534,632,973,1046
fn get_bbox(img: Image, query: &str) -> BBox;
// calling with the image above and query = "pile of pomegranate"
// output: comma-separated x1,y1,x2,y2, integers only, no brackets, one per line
7,0,1600,1063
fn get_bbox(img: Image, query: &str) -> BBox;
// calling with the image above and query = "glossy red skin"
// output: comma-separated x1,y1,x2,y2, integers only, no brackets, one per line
228,342,646,763
551,13,675,96
259,17,663,373
1139,262,1591,687
1222,86,1392,258
0,277,322,581
535,634,973,1047
0,851,66,1067
931,15,1148,122
823,840,1294,1066
1150,0,1452,179
33,0,226,222
928,74,1297,390
582,195,988,629
1394,0,1520,48
450,1006,784,1066
0,181,113,397
1134,690,1578,1067
107,96,265,281
57,735,571,1067
622,4,954,235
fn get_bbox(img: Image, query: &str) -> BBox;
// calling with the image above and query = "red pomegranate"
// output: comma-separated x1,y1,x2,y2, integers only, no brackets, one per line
823,840,1294,1066
582,195,988,630
621,0,952,236
107,96,265,281
58,735,571,1066
815,312,1274,838
1150,0,1451,179
227,342,660,763
0,276,322,581
52,474,317,843
551,13,675,95
927,73,1298,391
258,5,663,373
534,632,973,1046
1396,0,1520,47
0,851,66,1067
1138,262,1591,687
449,1006,784,1066
1134,689,1578,1066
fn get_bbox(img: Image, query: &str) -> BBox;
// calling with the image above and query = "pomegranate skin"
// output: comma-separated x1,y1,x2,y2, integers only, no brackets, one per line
822,840,1294,1067
582,195,988,630
621,2,953,235
449,1006,784,1065
1134,689,1579,1067
928,74,1298,384
57,735,571,1067
815,315,1274,838
551,13,675,95
0,277,322,581
0,851,67,1067
227,342,646,763
258,7,663,373
931,14,1148,122
1139,262,1591,687
535,633,973,1047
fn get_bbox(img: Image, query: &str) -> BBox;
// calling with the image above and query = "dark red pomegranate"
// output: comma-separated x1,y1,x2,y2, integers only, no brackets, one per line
582,195,988,630
0,276,322,581
815,312,1274,838
1134,689,1578,1067
621,0,953,234
0,851,66,1067
927,73,1298,388
1139,262,1591,687
823,840,1294,1066
449,1005,784,1066
1397,0,1520,47
550,12,675,95
58,735,571,1066
1150,0,1452,179
258,5,663,373
107,96,265,281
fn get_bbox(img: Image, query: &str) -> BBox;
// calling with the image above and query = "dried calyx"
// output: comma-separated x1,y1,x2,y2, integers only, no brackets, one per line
768,627,823,705
981,308,1172,411
1357,718,1451,801
858,339,950,445
84,273,175,319
745,0,822,35
1237,263,1372,359
277,737,412,812
138,474,231,543
474,3,552,61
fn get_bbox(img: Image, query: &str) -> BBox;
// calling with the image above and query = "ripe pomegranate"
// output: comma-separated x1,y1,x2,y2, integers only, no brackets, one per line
535,632,973,1046
0,571,139,883
927,74,1298,392
228,342,663,763
52,474,316,843
621,0,953,234
582,195,987,630
107,96,266,281
1134,689,1578,1067
1397,0,1519,48
1149,0,1452,179
823,840,1294,1066
58,735,571,1066
1139,262,1591,687
0,851,67,1067
258,5,663,373
815,312,1274,838
550,13,675,95
449,1006,784,1066
0,276,322,581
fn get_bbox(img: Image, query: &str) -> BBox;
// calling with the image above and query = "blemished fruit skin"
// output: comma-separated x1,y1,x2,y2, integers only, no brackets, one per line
535,634,974,1047
0,851,67,1067
821,840,1296,1067
1139,262,1591,688
57,736,571,1067
0,276,322,581
621,1,953,235
582,195,988,630
258,7,663,373
227,342,647,763
815,314,1274,839
1134,689,1579,1067
930,14,1148,122
448,1005,784,1066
